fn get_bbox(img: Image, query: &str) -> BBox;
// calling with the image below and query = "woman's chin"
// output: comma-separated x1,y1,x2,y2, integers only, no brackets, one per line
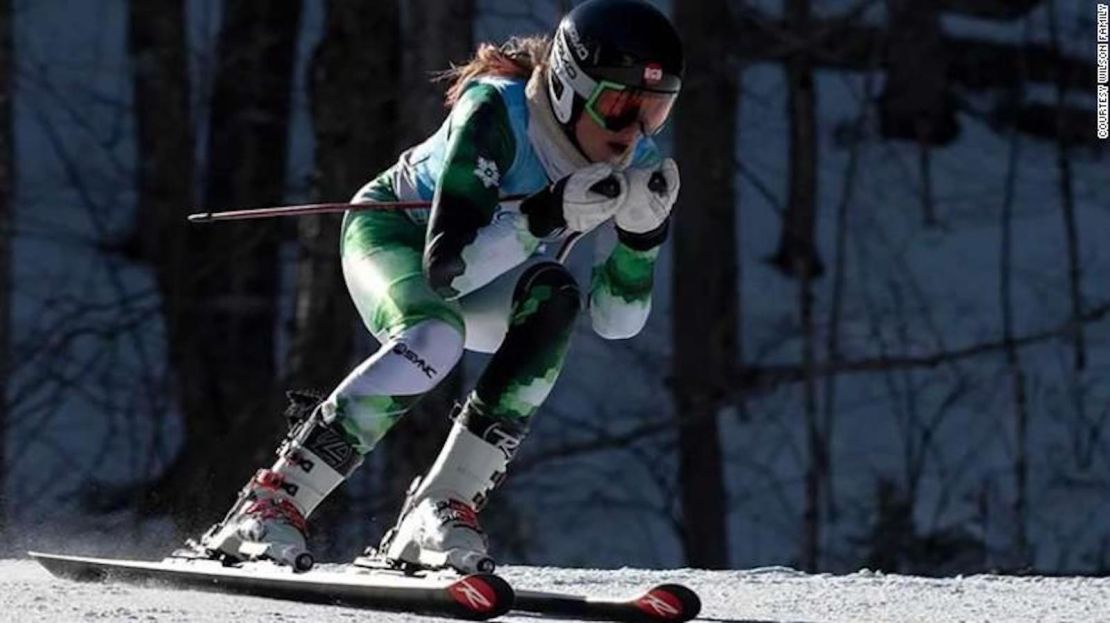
581,142,630,164
592,150,628,165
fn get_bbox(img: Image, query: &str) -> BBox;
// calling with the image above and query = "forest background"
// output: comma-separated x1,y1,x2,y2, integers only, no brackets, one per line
0,0,1105,575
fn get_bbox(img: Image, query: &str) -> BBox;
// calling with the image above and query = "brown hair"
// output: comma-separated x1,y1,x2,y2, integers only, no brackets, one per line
440,36,551,106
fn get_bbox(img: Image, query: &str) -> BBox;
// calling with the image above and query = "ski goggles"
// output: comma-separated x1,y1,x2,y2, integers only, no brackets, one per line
583,80,678,135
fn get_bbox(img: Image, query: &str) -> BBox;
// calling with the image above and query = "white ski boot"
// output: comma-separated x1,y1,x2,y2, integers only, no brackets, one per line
375,401,526,575
195,392,363,572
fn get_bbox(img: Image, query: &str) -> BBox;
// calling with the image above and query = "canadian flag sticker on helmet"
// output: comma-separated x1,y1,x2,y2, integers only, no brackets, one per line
643,63,663,85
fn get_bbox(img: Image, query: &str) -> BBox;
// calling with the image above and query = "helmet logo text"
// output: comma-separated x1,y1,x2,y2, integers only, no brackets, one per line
553,33,578,80
565,22,589,60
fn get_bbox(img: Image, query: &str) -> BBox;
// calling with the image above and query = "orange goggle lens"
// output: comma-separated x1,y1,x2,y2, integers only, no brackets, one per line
587,84,677,135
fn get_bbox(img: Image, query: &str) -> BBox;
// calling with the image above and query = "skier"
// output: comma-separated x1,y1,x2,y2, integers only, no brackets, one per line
194,0,684,573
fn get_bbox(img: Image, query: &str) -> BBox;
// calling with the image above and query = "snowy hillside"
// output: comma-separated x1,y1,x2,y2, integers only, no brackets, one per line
1,557,1108,623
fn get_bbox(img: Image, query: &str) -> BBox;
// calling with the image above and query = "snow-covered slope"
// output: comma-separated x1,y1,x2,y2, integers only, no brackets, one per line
1,558,1107,623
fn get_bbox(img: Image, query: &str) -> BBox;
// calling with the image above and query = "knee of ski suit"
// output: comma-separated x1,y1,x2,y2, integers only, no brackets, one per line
465,261,582,423
383,318,465,389
325,318,465,454
333,318,465,404
511,262,581,339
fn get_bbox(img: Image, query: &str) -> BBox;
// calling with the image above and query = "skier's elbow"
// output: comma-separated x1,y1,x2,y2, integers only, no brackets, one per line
590,308,648,340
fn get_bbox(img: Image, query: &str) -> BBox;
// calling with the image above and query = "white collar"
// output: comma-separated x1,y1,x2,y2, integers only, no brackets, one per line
525,68,636,181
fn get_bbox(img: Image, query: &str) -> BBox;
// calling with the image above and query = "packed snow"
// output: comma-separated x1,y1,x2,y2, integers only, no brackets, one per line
1,557,1108,622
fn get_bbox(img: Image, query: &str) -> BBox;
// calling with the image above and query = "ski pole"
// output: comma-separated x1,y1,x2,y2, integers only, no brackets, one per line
186,174,630,264
186,174,632,224
187,197,529,223
552,174,621,264
188,197,582,264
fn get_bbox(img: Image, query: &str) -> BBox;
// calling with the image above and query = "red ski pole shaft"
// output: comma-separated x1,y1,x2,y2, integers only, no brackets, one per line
188,194,583,264
187,195,528,223
188,201,426,223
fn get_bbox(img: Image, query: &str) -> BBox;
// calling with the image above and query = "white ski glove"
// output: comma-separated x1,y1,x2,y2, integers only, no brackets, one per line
520,162,628,238
617,158,680,240
559,162,628,233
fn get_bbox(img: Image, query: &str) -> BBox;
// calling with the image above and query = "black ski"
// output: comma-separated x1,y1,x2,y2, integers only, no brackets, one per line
512,583,701,622
29,551,513,621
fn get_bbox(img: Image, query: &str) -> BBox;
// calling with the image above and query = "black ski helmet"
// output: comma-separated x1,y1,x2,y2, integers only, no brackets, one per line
547,0,684,136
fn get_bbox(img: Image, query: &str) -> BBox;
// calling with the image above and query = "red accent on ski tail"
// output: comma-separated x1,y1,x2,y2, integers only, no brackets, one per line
447,577,499,614
635,587,685,620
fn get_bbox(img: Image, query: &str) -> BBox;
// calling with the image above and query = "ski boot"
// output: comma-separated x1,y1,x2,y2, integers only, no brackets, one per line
370,400,526,575
190,392,363,572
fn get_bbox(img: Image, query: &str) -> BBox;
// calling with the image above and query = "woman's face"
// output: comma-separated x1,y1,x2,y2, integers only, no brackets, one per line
573,113,641,164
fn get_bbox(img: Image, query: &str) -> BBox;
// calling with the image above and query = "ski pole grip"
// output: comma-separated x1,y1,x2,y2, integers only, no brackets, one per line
589,175,621,199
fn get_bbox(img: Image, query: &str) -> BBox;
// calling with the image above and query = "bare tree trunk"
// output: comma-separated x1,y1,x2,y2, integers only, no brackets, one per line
881,0,952,225
917,140,938,227
399,0,475,147
140,1,302,534
0,0,12,547
999,16,1036,567
298,0,401,555
771,0,823,280
879,0,957,145
672,0,735,570
821,61,880,549
999,91,1029,566
1046,0,1094,475
768,0,828,571
800,264,823,572
128,0,192,268
1046,0,1085,373
378,0,473,523
125,0,194,533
